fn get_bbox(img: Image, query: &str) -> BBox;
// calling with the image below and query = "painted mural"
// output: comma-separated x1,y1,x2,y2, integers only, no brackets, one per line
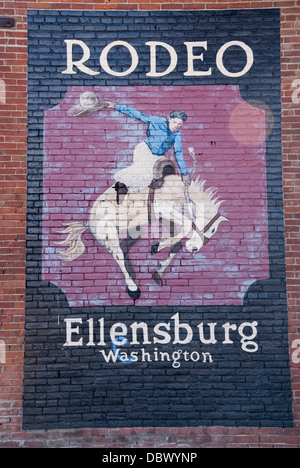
42,85,268,308
24,9,293,430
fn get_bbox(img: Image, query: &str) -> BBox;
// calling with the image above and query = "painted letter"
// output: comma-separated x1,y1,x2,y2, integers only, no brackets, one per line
238,321,258,353
172,313,193,345
62,40,99,76
0,339,6,364
130,322,151,345
146,41,178,77
291,339,300,364
153,322,171,344
98,318,106,346
87,318,95,346
100,41,139,77
64,318,83,347
292,79,300,104
216,41,254,78
110,323,127,346
184,42,212,76
0,79,6,104
198,323,217,344
222,322,237,344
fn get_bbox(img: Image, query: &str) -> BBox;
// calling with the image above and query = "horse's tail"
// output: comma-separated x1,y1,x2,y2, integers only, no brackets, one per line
54,221,88,261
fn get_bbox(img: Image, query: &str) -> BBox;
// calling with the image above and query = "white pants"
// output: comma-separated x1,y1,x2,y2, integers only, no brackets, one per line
114,142,162,193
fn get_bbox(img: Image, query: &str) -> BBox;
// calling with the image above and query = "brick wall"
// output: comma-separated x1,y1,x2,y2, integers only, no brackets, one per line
1,0,300,448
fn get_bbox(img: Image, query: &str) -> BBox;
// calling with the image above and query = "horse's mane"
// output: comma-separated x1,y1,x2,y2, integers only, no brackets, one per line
190,177,224,215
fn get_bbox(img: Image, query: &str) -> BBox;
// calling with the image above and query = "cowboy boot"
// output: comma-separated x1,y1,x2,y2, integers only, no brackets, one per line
115,182,128,205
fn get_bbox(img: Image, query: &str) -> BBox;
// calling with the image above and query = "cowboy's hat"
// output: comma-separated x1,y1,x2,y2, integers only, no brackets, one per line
67,91,109,117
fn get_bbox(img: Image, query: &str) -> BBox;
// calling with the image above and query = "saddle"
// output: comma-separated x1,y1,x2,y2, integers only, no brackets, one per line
115,157,176,206
152,157,176,183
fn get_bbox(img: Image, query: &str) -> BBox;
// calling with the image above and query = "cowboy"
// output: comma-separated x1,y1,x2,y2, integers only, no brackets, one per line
102,101,191,203
68,93,191,203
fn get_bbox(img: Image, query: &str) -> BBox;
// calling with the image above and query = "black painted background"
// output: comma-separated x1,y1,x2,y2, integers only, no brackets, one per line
24,9,293,429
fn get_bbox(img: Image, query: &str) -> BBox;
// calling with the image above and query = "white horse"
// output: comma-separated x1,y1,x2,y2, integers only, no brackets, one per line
55,175,227,300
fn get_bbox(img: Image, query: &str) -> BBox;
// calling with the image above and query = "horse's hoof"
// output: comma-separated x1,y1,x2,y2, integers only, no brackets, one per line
126,287,141,300
151,242,160,256
153,272,162,286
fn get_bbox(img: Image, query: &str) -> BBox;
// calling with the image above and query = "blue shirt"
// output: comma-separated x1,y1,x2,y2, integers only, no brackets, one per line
115,105,188,176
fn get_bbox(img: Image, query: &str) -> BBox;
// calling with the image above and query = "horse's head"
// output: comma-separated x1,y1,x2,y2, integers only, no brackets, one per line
184,179,228,253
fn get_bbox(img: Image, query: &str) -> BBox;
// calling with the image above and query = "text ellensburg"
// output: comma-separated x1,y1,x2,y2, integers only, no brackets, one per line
64,313,259,353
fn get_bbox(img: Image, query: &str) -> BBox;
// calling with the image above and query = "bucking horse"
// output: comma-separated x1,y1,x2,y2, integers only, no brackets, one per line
55,157,228,301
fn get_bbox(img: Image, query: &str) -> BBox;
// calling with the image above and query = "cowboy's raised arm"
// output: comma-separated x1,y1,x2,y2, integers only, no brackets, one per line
104,101,151,125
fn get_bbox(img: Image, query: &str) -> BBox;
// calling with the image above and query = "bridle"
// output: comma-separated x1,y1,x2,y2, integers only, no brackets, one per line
204,212,222,234
192,212,221,241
